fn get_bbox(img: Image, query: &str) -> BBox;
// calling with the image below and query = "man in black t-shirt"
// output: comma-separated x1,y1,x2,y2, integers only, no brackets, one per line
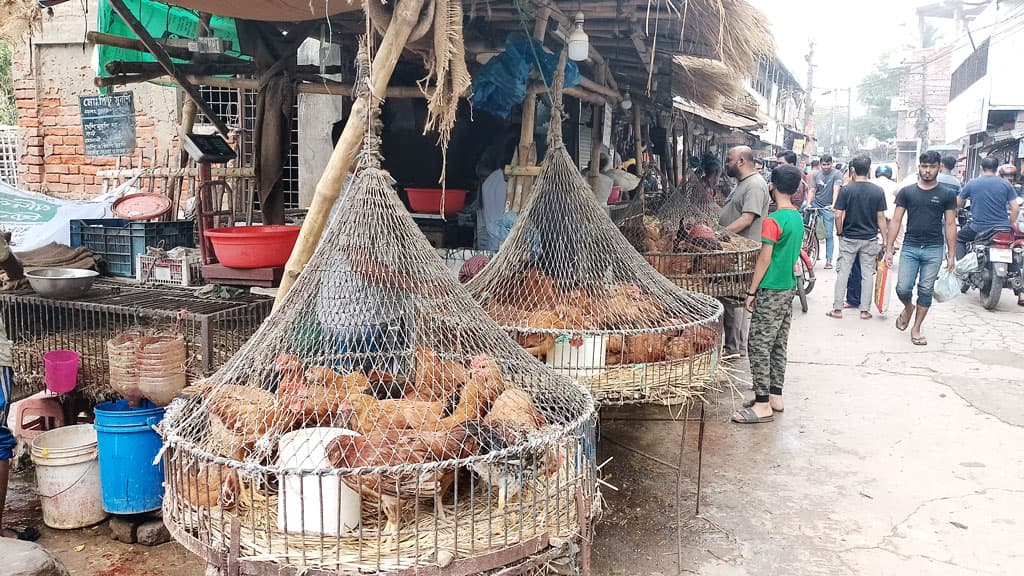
884,151,957,346
828,155,887,319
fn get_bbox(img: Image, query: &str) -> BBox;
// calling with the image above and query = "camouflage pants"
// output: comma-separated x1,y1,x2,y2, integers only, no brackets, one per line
748,288,794,400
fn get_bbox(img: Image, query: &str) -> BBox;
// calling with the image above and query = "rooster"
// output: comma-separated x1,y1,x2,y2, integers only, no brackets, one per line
465,389,561,510
325,425,478,541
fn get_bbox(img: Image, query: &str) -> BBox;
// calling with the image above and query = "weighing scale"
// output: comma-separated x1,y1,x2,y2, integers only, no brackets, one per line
184,133,284,288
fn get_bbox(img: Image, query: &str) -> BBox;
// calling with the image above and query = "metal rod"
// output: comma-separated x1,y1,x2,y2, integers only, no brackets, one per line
600,435,678,471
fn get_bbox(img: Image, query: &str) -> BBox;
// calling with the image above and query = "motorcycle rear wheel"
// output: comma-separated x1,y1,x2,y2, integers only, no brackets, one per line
979,267,1002,310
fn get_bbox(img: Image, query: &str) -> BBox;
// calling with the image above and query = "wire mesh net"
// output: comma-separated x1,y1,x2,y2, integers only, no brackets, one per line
161,50,596,575
632,174,761,299
465,58,724,406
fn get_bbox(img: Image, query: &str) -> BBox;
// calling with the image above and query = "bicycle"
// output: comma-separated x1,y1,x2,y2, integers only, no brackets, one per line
802,207,830,265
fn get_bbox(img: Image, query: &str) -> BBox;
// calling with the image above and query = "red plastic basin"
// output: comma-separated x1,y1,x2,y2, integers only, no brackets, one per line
406,188,468,215
204,226,301,269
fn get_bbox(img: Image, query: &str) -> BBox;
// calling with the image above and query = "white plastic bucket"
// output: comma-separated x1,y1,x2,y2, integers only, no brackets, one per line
277,427,361,536
30,424,108,529
547,334,608,378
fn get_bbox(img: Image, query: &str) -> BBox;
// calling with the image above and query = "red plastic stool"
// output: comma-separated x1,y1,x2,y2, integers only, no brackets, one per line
10,391,65,444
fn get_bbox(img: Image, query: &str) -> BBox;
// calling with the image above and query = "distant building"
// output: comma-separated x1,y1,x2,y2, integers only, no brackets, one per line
746,56,806,156
936,0,1024,176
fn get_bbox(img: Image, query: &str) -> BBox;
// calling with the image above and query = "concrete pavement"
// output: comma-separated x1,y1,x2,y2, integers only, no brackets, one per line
596,264,1024,575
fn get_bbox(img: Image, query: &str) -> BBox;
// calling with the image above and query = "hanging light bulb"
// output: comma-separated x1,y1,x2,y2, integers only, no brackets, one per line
568,11,589,61
621,89,633,111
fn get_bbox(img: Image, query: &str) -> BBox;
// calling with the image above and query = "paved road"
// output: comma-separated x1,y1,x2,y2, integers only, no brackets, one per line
597,263,1024,575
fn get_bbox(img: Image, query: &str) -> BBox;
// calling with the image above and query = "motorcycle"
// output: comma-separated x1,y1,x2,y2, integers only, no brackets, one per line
960,226,1024,310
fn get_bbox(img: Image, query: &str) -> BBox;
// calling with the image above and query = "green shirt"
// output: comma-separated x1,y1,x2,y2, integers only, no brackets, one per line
758,208,803,291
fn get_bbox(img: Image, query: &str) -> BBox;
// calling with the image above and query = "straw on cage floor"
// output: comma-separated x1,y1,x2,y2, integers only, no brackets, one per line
167,455,586,572
585,347,721,405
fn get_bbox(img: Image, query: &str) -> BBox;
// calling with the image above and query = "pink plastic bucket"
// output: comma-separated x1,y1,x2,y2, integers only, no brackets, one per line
44,350,80,394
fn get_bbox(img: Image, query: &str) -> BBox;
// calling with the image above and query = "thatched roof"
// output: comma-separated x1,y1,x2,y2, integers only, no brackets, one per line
672,55,743,110
0,0,42,42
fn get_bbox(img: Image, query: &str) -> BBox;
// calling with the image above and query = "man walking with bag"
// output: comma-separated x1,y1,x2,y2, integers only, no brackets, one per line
827,156,887,319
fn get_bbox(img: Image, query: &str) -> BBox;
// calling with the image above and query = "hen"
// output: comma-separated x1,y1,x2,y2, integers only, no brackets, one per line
469,389,560,510
405,346,466,406
342,393,446,436
325,426,478,540
274,354,364,425
439,354,506,428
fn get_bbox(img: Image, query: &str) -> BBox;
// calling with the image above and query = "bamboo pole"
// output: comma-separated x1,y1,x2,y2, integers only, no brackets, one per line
507,7,551,213
634,104,644,174
106,0,230,137
275,0,427,308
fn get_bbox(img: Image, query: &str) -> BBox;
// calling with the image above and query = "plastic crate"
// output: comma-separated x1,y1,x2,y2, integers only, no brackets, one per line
136,252,203,287
70,219,196,277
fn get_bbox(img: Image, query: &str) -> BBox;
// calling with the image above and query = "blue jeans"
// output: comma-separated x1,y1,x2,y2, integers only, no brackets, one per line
896,244,945,308
819,209,836,262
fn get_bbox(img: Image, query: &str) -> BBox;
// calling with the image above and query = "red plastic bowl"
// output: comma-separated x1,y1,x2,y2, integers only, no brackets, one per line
406,188,468,215
204,225,301,269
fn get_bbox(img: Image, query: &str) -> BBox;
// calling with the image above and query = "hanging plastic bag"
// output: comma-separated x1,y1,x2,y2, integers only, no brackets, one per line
933,269,961,303
955,252,980,275
874,259,893,314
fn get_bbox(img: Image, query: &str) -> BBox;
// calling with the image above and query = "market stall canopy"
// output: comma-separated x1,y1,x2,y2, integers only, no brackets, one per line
673,98,761,132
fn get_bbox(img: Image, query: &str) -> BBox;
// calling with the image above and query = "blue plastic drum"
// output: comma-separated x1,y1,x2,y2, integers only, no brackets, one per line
94,400,165,514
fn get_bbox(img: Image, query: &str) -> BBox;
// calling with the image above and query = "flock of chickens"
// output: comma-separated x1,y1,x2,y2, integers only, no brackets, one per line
177,348,560,540
481,269,718,367
640,216,759,277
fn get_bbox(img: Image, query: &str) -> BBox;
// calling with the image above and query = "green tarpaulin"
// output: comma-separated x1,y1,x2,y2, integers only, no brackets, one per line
96,0,245,78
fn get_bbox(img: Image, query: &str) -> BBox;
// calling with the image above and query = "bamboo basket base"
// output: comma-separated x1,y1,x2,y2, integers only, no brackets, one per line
585,346,720,406
166,458,587,574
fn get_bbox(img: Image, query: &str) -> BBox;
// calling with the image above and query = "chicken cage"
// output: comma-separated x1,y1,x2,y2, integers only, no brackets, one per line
629,179,761,299
461,69,724,408
0,280,273,402
161,61,599,576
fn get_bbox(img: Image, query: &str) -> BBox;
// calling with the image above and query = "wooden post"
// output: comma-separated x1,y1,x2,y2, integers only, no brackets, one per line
107,0,230,137
633,105,644,175
275,0,427,308
588,67,607,194
507,7,551,213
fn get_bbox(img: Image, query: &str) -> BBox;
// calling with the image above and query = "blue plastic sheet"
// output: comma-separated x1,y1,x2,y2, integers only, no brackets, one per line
471,32,581,119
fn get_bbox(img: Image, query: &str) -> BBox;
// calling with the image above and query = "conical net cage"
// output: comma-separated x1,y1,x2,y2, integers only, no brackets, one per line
160,99,597,574
465,67,723,406
633,172,761,299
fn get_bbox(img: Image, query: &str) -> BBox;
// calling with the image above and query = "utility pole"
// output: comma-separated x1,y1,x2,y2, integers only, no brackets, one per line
914,59,929,145
845,87,852,151
804,41,816,149
829,89,838,154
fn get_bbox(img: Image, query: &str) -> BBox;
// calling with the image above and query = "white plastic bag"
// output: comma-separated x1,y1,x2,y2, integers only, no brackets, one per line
955,253,980,275
933,269,961,303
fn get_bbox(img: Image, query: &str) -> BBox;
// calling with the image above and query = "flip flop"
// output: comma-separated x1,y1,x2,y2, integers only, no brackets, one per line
743,398,784,412
732,406,774,424
824,262,834,270
825,310,843,319
860,311,873,320
896,311,911,331
911,335,928,346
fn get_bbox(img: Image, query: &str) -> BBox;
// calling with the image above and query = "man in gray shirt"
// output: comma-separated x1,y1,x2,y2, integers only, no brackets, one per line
938,155,961,194
718,145,770,356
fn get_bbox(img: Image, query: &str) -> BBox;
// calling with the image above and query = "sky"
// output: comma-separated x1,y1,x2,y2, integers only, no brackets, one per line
748,0,923,98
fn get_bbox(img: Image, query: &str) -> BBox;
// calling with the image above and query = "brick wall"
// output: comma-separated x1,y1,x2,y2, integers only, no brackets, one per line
11,0,179,200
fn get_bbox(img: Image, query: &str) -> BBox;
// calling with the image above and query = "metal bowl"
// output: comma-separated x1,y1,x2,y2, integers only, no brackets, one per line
25,268,100,299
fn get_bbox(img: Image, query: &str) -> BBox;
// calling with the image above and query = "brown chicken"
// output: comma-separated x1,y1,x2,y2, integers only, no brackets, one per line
342,394,446,436
598,285,664,329
176,459,238,510
274,354,363,425
405,346,466,405
623,333,667,364
439,354,506,428
197,383,293,440
471,389,561,510
325,426,479,540
521,268,558,310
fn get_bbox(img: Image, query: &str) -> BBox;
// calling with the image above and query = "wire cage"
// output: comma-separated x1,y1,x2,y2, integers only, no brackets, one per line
161,70,598,575
463,64,724,407
0,281,273,402
629,177,761,299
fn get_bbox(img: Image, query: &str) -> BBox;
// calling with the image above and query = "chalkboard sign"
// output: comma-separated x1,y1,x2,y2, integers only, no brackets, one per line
79,91,137,157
